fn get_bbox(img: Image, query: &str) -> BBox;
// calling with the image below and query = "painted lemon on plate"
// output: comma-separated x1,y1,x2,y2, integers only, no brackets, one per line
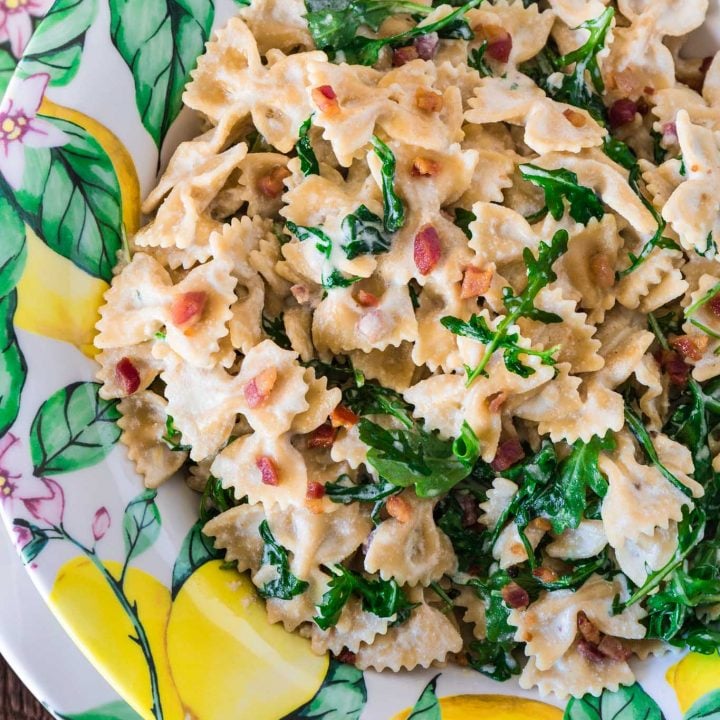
51,558,327,720
667,651,720,713
14,99,140,358
167,560,328,720
392,694,564,720
50,557,185,720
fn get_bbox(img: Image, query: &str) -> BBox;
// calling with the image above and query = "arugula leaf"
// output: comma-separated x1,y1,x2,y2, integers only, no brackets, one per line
257,520,310,600
468,42,492,76
314,564,415,630
324,475,402,504
605,141,681,278
321,269,362,289
161,415,191,452
297,115,319,176
651,129,667,165
341,204,392,259
359,417,480,498
454,207,476,239
325,475,403,526
526,435,614,534
442,230,569,385
303,0,433,56
466,571,522,681
625,406,694,498
602,136,637,171
370,136,405,232
664,378,716,489
441,314,560,380
482,436,613,545
262,313,292,350
339,1,481,66
519,164,604,225
286,220,333,258
685,278,720,320
620,506,706,613
286,220,362,289
343,381,412,424
552,7,614,123
519,45,557,90
435,493,489,573
199,475,237,524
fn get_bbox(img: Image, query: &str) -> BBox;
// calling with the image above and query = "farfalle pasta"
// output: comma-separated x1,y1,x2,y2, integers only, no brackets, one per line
96,0,720,699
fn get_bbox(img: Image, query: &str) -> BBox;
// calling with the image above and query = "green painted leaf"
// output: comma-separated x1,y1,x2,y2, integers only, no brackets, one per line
18,0,98,86
14,116,123,282
171,520,221,598
0,48,16,98
108,0,214,148
286,660,367,720
564,684,665,720
685,689,720,720
29,381,120,475
123,489,162,563
407,676,441,720
13,519,49,564
58,700,143,720
0,292,26,437
0,193,27,297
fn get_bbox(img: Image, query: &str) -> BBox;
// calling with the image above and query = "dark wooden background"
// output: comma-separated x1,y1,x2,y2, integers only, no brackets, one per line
0,656,52,720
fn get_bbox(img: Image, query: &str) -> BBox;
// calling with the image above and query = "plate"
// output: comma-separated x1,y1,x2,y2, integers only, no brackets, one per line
0,2,719,719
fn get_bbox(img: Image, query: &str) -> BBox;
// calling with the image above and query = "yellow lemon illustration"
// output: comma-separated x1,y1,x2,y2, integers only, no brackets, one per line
392,693,564,720
667,651,720,713
166,560,328,720
49,557,184,720
14,99,140,358
15,229,108,357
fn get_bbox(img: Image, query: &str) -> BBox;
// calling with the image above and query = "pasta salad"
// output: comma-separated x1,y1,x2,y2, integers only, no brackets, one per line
95,0,720,699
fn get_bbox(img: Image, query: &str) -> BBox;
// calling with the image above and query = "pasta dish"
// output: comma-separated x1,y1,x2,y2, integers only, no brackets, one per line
94,0,720,699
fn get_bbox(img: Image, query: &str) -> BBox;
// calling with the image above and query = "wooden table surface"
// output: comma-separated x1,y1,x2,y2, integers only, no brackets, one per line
0,656,52,720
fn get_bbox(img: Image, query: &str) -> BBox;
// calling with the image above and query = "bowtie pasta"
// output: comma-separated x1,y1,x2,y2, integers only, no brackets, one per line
95,0,720,699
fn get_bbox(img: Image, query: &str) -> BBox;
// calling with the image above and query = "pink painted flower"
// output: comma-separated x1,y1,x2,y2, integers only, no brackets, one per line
0,72,68,189
22,476,65,527
12,521,31,548
91,507,111,541
0,0,54,58
0,433,22,503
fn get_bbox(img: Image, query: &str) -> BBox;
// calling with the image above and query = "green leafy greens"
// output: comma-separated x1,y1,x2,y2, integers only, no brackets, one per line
341,204,392,259
370,135,405,232
303,0,435,56
257,520,310,600
262,313,292,350
316,1,481,66
550,7,614,122
602,137,680,278
285,220,361,289
618,316,720,651
359,418,480,498
198,475,237,524
161,415,191,452
314,564,415,630
297,115,319,176
442,229,569,385
520,8,613,123
519,165,604,225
